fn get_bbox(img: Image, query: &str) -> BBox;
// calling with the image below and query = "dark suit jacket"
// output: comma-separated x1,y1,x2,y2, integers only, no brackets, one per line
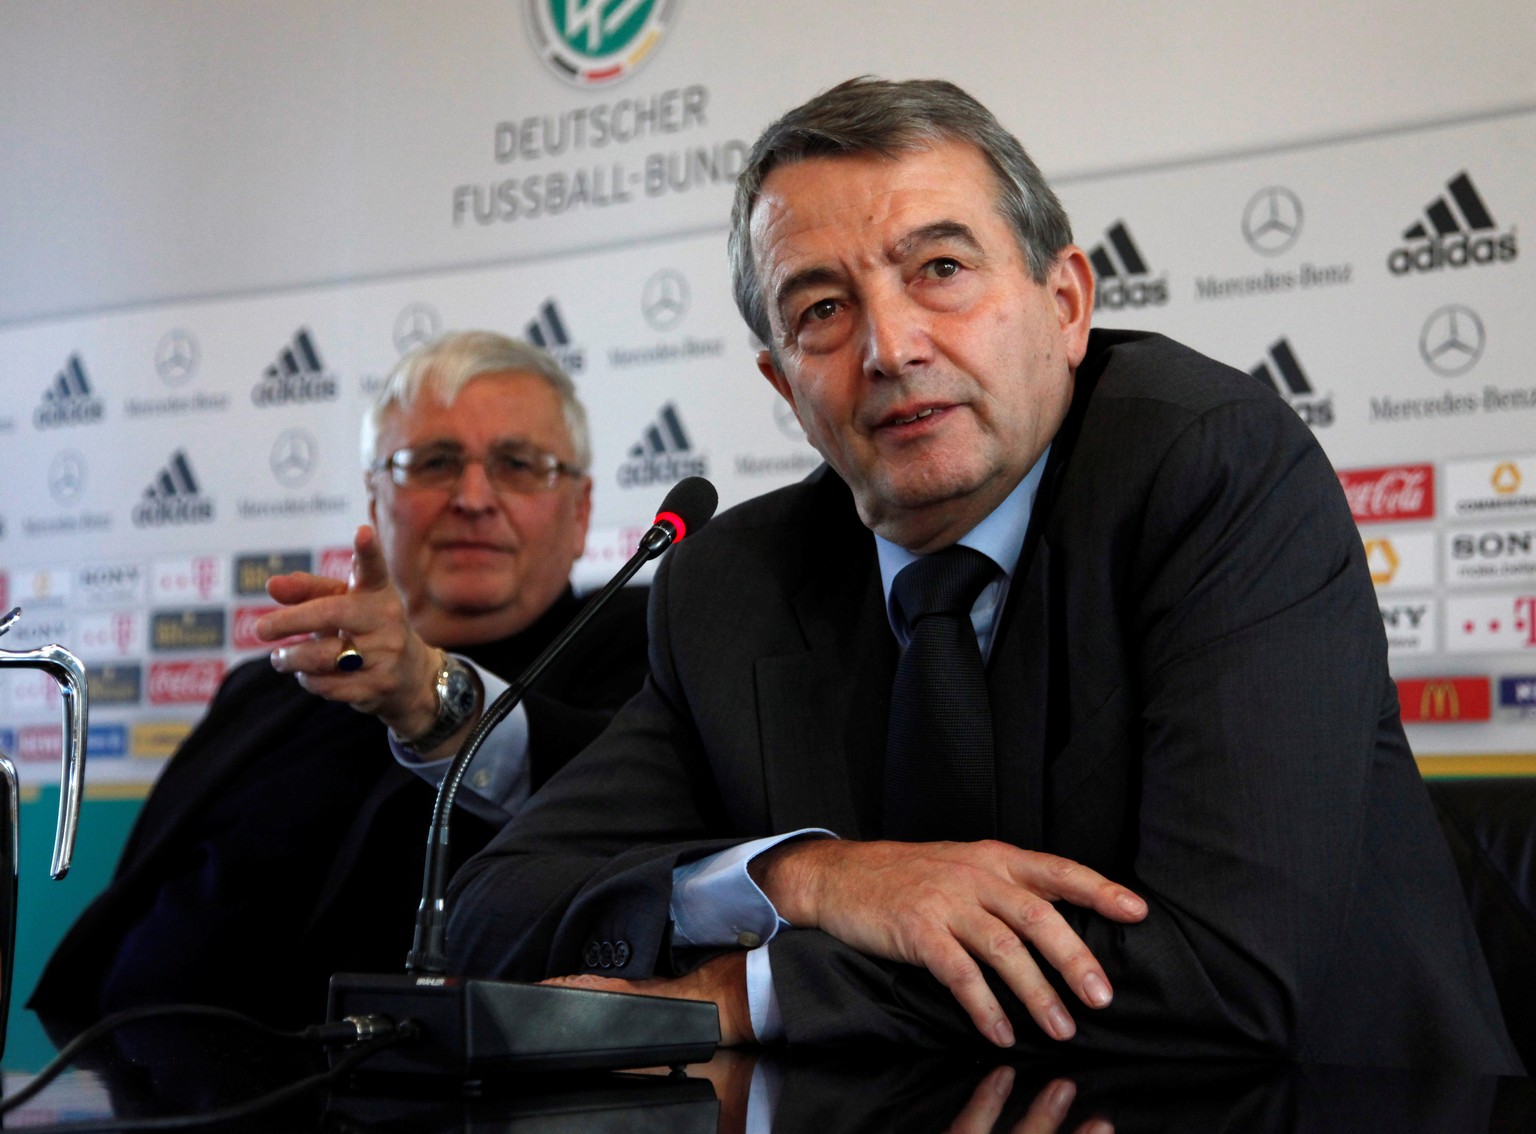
30,585,648,1029
447,331,1520,1072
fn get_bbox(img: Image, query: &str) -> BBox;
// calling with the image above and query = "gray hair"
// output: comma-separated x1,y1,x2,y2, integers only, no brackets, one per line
360,330,590,471
728,76,1074,351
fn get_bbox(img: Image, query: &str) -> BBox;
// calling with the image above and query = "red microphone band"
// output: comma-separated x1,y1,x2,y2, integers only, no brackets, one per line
654,511,688,541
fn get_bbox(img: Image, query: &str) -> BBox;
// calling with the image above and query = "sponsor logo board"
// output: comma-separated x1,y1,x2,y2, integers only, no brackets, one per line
617,402,706,487
1445,594,1536,653
1249,338,1332,429
152,555,227,602
18,726,63,762
1445,456,1535,518
233,604,306,650
1362,532,1436,590
148,660,226,705
76,562,146,606
1380,599,1438,656
1388,171,1517,276
87,723,129,758
75,611,145,658
1337,464,1434,523
1445,528,1536,586
132,721,195,758
151,608,227,651
134,450,215,526
85,663,144,705
1397,676,1492,722
235,552,313,596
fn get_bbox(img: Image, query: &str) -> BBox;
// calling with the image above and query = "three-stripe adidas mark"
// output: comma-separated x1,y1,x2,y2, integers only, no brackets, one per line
1249,338,1333,429
1389,171,1517,275
617,403,707,488
35,353,105,427
525,299,586,373
132,450,214,526
1088,222,1167,310
252,328,337,405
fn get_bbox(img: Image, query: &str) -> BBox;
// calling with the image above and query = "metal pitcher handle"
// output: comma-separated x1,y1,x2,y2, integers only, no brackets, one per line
0,608,89,878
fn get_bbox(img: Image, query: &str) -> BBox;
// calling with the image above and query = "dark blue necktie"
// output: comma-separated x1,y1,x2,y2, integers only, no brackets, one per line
883,545,998,841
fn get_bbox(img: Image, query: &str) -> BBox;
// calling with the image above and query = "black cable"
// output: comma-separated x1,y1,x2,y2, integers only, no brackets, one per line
1,1003,411,1126
0,1004,312,1116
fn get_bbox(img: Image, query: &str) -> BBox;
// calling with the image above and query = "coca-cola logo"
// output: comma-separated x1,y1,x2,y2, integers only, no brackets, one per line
1337,464,1435,522
149,660,226,704
232,604,307,651
318,547,353,583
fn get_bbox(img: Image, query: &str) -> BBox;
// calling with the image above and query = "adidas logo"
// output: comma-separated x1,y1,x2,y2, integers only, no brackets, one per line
1249,338,1333,429
525,299,585,374
132,450,215,526
1388,171,1517,275
251,328,338,406
1088,222,1168,310
35,354,105,428
617,403,707,488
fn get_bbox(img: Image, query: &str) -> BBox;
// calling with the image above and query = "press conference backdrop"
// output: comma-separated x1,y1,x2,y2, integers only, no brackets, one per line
2,1,1535,794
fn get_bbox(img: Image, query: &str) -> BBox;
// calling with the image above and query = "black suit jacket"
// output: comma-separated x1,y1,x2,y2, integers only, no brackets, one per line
30,585,648,1029
448,331,1519,1072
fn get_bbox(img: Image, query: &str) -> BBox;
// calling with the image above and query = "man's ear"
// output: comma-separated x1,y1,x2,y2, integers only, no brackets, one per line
1051,245,1095,369
366,476,379,529
757,349,803,427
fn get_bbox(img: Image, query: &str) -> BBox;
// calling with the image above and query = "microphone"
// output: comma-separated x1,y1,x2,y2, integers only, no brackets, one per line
327,478,721,1078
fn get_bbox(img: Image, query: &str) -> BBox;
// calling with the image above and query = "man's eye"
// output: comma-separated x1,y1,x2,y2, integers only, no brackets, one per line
492,452,536,475
927,258,962,279
416,453,462,474
805,298,840,323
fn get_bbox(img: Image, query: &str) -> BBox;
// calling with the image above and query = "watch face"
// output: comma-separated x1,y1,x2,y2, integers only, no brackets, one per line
443,664,478,717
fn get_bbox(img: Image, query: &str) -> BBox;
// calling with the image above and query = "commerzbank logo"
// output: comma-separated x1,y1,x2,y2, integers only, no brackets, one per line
524,0,677,88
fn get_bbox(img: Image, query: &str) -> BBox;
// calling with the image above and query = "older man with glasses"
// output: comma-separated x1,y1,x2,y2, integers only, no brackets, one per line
32,331,650,1030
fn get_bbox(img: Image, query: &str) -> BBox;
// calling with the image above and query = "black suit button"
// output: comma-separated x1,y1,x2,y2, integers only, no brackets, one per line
614,941,631,968
599,941,615,969
583,942,601,968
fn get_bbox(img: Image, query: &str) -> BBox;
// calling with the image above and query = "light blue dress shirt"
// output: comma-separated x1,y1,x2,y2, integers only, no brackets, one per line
671,449,1050,1042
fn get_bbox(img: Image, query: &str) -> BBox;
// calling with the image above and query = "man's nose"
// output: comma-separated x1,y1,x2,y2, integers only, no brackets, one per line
861,286,930,379
450,458,498,511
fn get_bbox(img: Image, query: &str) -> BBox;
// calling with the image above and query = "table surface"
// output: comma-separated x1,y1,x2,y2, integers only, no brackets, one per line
3,1011,1534,1133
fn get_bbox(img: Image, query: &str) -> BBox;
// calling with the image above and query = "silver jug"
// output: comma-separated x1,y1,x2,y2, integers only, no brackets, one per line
0,606,89,1056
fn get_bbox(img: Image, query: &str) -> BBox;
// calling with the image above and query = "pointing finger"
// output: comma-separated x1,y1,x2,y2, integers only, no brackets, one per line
349,524,392,592
267,571,347,607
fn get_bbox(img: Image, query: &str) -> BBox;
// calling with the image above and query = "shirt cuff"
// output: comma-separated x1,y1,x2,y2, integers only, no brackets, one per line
669,829,835,949
746,942,784,1044
389,659,531,823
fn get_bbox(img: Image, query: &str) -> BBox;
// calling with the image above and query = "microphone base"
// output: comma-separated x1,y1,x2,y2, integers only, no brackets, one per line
326,972,720,1079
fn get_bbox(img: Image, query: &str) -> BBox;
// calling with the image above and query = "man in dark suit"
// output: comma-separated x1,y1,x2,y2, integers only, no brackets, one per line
446,80,1520,1071
31,331,648,1028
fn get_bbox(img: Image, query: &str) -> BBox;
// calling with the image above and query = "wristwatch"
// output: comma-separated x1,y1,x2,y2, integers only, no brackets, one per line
394,651,481,754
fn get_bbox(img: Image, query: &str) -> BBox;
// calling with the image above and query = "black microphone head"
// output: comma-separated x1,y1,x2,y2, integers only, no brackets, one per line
654,476,718,543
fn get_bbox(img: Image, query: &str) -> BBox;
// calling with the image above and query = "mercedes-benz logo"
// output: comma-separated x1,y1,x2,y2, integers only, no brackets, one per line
1419,305,1485,376
393,302,442,355
641,269,689,332
49,449,87,505
270,428,318,488
1242,187,1304,256
155,328,199,386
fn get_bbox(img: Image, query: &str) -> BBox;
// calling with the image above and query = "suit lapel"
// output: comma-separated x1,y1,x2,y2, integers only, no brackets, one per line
754,476,895,839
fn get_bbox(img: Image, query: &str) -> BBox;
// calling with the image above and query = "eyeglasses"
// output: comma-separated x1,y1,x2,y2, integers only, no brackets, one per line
372,442,585,494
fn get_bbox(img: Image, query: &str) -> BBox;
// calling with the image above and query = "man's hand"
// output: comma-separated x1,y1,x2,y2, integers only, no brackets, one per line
749,839,1146,1047
258,525,448,747
541,950,754,1046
